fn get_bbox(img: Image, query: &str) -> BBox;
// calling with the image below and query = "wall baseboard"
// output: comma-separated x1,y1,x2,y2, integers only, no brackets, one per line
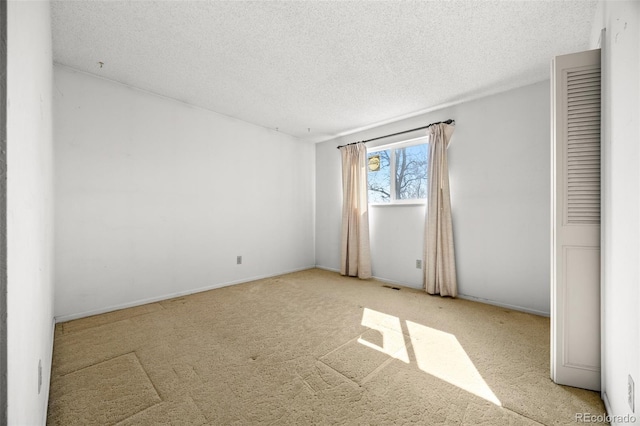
315,265,339,273
42,316,55,425
65,263,549,321
315,266,422,290
601,391,614,423
371,275,422,290
316,265,549,317
457,294,550,317
371,277,550,317
55,265,316,323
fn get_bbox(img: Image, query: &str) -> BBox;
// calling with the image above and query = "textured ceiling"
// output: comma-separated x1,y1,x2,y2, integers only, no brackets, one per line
51,1,597,143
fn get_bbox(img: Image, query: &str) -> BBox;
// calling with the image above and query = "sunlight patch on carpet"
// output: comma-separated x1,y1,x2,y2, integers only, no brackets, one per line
357,308,409,363
358,308,501,407
406,320,502,406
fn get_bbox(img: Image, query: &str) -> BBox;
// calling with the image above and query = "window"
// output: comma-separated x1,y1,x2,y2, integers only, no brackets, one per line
367,137,428,204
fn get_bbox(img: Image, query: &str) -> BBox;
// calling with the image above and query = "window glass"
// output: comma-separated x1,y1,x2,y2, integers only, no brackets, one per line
395,144,428,200
367,138,428,204
367,150,391,203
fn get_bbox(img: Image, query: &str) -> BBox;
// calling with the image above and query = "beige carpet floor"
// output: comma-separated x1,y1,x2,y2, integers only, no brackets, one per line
48,268,607,425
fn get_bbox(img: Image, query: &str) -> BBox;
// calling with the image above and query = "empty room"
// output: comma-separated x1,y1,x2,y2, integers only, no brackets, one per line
2,0,639,424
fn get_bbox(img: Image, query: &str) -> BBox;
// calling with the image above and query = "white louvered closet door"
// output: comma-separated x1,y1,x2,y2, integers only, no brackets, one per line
551,48,601,391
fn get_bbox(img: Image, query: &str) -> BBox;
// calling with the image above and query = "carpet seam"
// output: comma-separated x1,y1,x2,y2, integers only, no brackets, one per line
108,351,165,425
58,350,137,377
317,332,364,360
360,341,414,386
53,351,164,426
187,395,209,425
316,358,362,389
501,406,547,425
61,304,165,335
295,372,318,396
133,350,163,403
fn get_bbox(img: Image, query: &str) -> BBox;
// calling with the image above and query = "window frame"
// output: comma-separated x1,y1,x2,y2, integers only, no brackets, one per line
366,135,430,206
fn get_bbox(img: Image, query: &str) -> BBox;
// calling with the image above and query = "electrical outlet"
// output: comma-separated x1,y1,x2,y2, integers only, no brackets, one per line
237,256,242,265
38,359,42,395
629,374,635,412
416,259,422,269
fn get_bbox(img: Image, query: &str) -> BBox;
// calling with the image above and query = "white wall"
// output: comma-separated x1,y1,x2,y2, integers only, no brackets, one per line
591,1,640,420
317,81,550,315
0,0,5,419
6,1,55,424
54,66,315,320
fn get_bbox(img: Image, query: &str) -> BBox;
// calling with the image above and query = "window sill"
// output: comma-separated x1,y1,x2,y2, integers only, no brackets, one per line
369,202,426,207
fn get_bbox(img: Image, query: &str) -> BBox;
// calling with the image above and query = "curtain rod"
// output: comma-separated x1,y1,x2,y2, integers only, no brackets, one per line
336,119,455,150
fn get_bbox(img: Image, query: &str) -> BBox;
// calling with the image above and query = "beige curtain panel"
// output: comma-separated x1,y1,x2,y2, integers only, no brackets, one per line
424,123,457,297
339,143,372,279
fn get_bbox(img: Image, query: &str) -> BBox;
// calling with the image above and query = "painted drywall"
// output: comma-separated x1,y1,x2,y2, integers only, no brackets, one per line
6,1,55,424
316,81,551,315
591,0,640,419
54,65,315,320
0,1,7,422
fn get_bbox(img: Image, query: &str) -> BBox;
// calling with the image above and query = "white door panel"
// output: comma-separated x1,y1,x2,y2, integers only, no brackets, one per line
551,49,601,391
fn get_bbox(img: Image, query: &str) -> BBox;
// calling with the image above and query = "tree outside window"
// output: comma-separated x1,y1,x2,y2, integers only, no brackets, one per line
367,140,428,204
